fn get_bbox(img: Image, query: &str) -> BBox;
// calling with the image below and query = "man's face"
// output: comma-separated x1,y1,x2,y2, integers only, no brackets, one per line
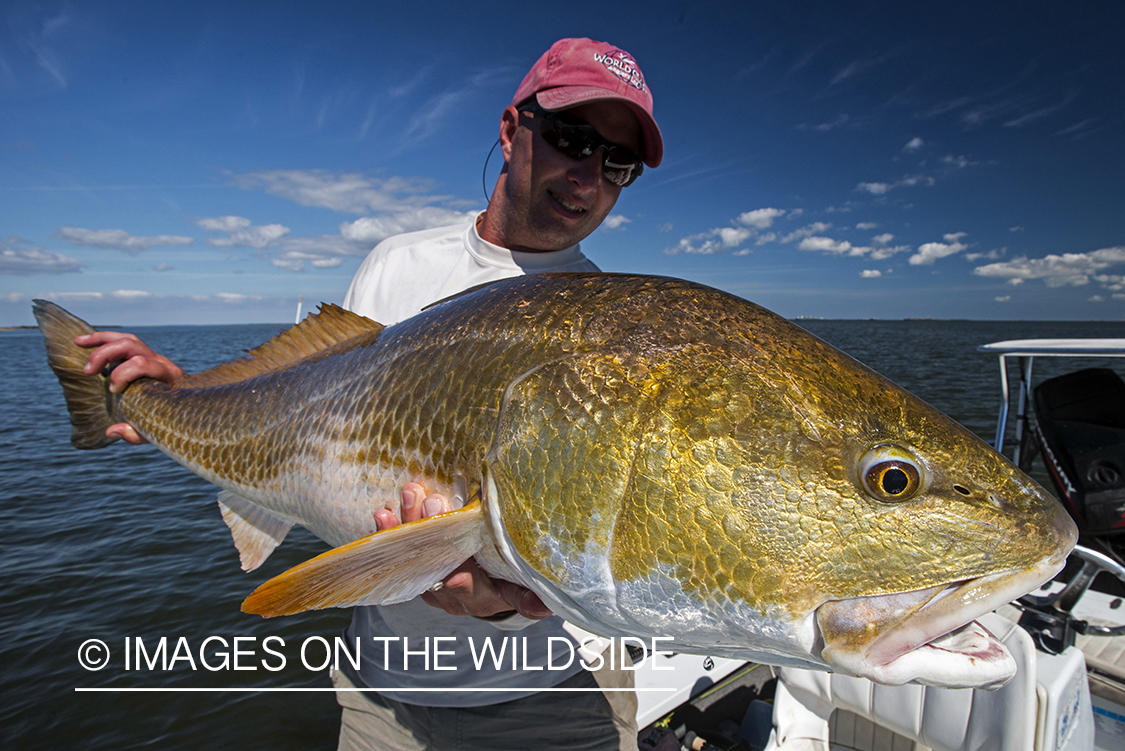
494,99,642,252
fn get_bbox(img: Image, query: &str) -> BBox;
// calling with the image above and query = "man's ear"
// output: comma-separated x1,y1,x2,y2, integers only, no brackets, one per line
499,105,520,163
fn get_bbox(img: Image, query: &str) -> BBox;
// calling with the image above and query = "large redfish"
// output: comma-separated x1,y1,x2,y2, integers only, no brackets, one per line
34,274,1075,689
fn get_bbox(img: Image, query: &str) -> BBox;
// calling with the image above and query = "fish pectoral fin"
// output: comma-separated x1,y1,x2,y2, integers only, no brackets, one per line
241,499,486,618
217,491,294,572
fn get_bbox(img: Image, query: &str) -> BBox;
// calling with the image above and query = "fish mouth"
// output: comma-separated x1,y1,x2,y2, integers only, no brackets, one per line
815,542,1073,688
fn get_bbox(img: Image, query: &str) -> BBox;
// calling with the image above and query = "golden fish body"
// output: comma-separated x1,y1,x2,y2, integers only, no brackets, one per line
34,274,1076,688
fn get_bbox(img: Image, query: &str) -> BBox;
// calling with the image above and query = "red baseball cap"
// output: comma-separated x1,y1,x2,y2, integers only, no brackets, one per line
512,38,663,168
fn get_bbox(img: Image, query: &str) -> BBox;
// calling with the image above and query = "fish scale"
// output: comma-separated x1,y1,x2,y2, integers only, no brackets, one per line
34,273,1076,688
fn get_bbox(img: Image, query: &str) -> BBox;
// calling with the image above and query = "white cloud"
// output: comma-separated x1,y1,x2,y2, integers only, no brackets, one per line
868,234,910,260
665,209,788,255
973,246,1125,287
856,174,935,195
264,235,373,273
215,293,267,304
340,208,475,246
856,222,878,230
857,182,890,195
965,248,1005,261
111,289,152,300
799,236,854,254
909,232,968,265
737,208,785,229
941,155,978,169
0,238,83,274
903,137,924,152
861,269,882,278
601,215,632,231
1094,274,1125,292
780,222,831,243
782,227,910,262
995,296,1011,302
197,216,290,249
53,227,193,255
197,216,251,233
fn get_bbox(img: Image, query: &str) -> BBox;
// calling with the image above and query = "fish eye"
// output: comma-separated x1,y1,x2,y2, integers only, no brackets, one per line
860,446,925,502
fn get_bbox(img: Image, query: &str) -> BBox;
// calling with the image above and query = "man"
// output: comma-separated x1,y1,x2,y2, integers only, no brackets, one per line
78,38,662,751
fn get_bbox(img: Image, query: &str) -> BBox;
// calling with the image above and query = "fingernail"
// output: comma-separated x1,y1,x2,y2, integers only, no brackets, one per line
423,497,444,517
402,488,416,511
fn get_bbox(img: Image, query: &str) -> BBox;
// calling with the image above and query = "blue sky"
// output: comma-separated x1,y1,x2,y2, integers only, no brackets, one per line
2,1,1123,326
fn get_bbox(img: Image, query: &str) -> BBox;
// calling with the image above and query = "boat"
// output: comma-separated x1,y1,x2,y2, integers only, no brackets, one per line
630,338,1125,751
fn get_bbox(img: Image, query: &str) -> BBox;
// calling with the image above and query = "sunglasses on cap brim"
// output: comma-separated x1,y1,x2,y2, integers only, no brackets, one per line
518,102,644,188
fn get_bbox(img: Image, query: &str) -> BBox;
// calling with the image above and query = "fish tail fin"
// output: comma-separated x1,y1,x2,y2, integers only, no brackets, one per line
32,300,119,449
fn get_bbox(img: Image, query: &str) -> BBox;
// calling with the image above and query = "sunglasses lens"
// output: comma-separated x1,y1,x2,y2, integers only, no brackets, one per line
536,112,643,188
603,157,642,187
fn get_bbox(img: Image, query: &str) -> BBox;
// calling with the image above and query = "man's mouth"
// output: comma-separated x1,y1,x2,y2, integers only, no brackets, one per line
550,191,586,214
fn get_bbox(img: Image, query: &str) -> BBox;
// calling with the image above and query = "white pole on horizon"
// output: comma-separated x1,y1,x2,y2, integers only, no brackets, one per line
295,295,303,325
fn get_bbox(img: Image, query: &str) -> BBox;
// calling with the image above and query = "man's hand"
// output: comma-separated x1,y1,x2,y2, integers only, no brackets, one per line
74,331,185,445
374,482,553,621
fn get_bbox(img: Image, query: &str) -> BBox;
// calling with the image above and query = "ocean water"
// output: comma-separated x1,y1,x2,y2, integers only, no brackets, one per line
3,316,1124,750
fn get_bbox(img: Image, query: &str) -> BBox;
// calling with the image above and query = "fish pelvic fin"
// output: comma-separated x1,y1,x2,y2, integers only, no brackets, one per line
177,304,385,388
32,300,119,450
241,499,487,618
217,490,294,571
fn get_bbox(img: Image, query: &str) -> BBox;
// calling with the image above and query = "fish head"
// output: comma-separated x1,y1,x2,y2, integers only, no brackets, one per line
626,313,1078,687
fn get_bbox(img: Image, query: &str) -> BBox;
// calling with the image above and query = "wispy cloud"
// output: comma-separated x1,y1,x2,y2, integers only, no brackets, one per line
0,237,83,274
270,235,369,272
232,169,470,215
1003,91,1079,128
53,227,193,255
197,216,290,249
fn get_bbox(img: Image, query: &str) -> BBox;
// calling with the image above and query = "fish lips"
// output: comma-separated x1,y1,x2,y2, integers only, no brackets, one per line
814,544,1073,689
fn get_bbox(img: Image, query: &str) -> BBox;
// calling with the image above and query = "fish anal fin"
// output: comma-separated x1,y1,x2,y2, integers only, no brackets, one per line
217,490,294,572
178,304,385,388
241,500,486,618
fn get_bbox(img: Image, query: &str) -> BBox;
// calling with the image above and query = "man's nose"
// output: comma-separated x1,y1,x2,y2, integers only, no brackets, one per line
568,150,603,188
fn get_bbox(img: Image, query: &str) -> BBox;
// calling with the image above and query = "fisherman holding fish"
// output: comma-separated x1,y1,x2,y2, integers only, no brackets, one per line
75,38,663,751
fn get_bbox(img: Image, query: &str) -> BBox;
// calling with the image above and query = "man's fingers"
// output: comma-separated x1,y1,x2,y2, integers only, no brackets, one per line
105,424,142,445
373,509,399,532
496,581,552,620
422,494,450,518
400,483,424,524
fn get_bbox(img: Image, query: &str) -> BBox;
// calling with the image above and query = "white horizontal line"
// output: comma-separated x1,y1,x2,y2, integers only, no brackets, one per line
75,687,676,693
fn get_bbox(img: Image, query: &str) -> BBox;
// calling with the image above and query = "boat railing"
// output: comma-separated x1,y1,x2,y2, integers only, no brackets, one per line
977,339,1125,467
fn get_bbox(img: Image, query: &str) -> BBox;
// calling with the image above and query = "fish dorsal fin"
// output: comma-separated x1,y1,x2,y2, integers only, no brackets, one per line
217,490,294,572
241,500,486,617
178,304,384,388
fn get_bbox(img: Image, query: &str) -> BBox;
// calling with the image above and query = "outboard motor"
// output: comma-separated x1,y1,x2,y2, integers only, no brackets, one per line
1031,367,1125,536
